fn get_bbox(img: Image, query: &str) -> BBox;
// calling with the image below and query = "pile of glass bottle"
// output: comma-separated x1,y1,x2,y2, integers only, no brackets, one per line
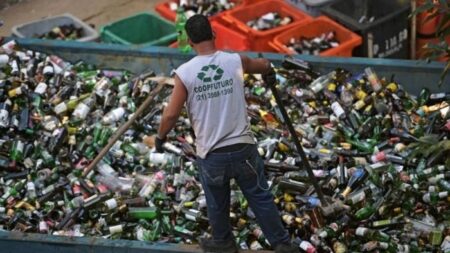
35,24,84,41
0,41,449,252
168,0,238,19
285,31,340,56
246,12,293,31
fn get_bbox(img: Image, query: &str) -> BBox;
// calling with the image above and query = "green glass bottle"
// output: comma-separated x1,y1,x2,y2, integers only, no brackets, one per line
40,148,55,166
422,191,448,204
147,220,162,241
318,223,339,239
175,2,191,54
9,179,26,197
354,204,376,221
418,87,430,106
438,179,450,192
346,138,374,153
10,139,24,161
355,227,390,242
174,225,194,236
97,127,113,147
128,207,159,220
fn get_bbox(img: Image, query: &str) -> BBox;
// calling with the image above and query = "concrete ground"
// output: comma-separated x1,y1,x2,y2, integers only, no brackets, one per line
0,0,166,37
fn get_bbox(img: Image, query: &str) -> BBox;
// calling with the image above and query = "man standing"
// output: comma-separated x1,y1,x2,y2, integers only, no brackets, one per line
155,14,298,253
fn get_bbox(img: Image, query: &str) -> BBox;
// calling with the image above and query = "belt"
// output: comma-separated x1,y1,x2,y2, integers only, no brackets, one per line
210,143,249,153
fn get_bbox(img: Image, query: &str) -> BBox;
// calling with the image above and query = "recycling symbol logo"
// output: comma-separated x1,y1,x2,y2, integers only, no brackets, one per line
197,64,224,83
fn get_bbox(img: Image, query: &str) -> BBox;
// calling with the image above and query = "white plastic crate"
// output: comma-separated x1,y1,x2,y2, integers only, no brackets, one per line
286,0,336,17
11,13,99,42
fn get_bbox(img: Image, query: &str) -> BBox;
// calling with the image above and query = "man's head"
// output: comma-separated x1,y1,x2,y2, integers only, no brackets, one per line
185,14,214,45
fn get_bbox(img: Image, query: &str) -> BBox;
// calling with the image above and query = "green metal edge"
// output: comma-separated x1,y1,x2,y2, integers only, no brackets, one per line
13,38,448,95
0,230,273,253
0,230,200,253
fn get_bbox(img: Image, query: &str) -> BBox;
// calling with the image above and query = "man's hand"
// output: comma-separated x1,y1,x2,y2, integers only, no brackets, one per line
262,67,276,86
155,136,166,153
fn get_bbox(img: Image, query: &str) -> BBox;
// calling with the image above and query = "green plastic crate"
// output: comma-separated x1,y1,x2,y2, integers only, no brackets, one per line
100,12,177,47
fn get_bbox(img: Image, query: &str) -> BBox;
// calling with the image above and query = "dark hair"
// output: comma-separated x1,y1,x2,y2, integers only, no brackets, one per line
185,14,213,44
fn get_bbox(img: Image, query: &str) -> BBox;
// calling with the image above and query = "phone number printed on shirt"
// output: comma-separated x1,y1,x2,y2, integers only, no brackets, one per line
196,87,233,101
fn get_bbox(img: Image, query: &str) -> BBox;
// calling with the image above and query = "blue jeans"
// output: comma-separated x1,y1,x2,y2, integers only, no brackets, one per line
197,144,289,247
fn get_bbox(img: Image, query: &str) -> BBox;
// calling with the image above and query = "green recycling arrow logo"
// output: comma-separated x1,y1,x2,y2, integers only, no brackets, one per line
197,64,224,83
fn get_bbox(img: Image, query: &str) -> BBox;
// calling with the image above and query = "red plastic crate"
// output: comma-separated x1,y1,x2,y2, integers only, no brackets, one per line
416,0,440,37
416,37,450,62
270,16,362,57
169,19,250,51
155,0,248,22
220,0,312,52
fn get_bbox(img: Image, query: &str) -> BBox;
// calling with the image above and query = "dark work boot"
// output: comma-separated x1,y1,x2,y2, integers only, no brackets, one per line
199,237,238,253
275,242,300,253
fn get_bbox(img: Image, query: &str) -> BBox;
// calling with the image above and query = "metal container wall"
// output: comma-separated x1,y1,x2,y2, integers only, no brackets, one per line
0,38,448,253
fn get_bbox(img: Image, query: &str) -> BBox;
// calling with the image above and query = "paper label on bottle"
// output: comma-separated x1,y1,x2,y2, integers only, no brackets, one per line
250,240,263,250
282,214,293,225
428,174,445,184
14,86,23,96
141,84,150,94
34,82,48,94
112,107,125,118
252,228,263,238
0,55,9,67
173,173,182,187
16,141,24,153
353,100,365,110
105,198,118,210
0,109,9,127
72,103,90,119
423,193,431,203
163,142,182,155
371,152,386,162
43,65,54,76
239,241,249,250
26,182,35,191
2,41,16,54
109,225,123,234
185,213,196,221
11,60,19,73
355,227,368,236
97,184,108,194
97,162,116,176
378,242,389,249
53,102,67,115
139,182,156,197
331,102,345,118
350,191,366,204
39,221,48,232
149,153,167,165
439,192,448,198
299,241,313,251
103,107,125,124
42,184,55,195
197,198,207,208
430,93,445,99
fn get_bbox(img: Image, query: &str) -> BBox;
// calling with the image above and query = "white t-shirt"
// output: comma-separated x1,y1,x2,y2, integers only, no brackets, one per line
175,51,255,158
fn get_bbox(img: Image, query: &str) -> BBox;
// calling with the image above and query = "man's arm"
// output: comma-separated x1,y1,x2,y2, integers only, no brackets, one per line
157,75,187,139
240,54,272,74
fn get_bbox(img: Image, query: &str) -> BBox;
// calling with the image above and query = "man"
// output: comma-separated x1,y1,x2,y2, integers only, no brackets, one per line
155,14,298,253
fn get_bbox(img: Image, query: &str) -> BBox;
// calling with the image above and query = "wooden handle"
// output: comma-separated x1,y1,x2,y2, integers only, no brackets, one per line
82,78,169,177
